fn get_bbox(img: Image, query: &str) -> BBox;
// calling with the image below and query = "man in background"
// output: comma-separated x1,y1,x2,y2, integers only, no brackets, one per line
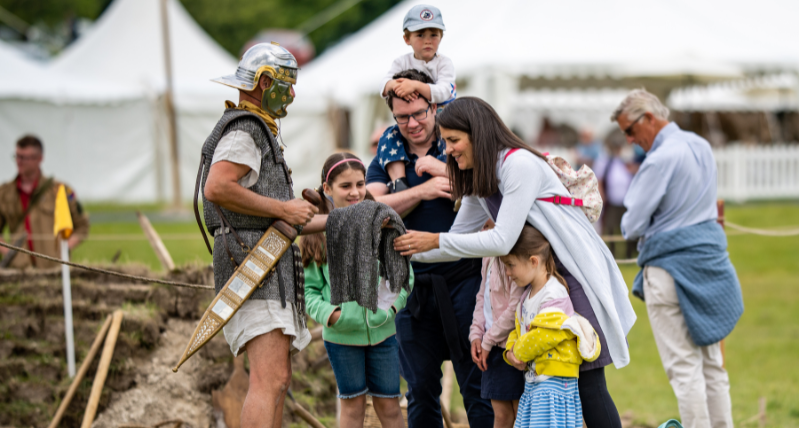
0,135,89,269
612,89,740,428
574,127,604,169
594,130,635,258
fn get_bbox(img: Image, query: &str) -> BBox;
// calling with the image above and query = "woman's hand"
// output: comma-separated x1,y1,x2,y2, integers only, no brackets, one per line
506,349,526,371
471,340,485,371
394,230,439,256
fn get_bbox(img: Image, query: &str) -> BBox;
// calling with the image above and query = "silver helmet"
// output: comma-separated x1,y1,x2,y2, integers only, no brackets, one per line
212,42,298,118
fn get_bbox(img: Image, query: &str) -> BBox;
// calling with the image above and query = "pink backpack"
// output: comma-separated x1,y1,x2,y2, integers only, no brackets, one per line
504,148,603,223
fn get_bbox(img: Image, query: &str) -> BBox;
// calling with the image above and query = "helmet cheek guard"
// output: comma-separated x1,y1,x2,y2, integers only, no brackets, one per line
262,78,294,119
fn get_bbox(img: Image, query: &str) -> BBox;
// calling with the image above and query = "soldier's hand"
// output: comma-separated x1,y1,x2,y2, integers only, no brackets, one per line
282,198,319,225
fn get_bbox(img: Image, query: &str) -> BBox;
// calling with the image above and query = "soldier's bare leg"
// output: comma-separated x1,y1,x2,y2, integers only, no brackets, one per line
242,330,292,428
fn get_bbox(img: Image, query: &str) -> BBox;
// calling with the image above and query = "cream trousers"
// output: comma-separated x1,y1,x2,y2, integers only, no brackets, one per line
643,266,734,428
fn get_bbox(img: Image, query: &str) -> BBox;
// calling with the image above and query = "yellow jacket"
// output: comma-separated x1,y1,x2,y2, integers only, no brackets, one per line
504,307,601,379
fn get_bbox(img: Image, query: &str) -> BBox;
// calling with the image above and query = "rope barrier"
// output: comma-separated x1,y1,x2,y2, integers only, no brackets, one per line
0,240,213,290
723,221,799,237
5,219,795,283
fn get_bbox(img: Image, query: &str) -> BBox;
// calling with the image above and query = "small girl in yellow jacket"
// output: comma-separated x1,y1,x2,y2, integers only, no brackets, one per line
501,224,601,428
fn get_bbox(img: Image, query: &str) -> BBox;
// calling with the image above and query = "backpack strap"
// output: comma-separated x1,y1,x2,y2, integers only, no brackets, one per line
502,148,585,207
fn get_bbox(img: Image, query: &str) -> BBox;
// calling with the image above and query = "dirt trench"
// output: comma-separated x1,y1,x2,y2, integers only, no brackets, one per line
0,265,336,428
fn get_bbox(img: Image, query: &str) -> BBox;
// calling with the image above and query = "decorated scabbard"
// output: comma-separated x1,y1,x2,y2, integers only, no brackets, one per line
173,189,321,372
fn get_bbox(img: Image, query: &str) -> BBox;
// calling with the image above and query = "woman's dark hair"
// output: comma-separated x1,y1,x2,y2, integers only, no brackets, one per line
299,152,374,267
508,224,568,291
436,97,546,199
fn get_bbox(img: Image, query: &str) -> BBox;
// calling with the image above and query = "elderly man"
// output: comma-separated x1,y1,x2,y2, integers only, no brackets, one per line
366,70,494,428
612,89,742,428
202,43,318,428
0,135,89,268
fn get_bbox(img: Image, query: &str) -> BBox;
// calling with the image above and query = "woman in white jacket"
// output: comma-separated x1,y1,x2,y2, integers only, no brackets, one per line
393,97,635,428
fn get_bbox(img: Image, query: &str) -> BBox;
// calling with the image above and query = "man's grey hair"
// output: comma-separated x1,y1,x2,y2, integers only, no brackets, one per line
610,89,670,122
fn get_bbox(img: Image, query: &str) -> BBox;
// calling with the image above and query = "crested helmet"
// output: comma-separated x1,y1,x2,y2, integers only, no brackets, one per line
212,42,298,118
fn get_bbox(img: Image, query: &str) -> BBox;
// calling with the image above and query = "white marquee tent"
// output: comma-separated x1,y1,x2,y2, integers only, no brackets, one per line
294,0,799,157
2,0,798,201
0,0,333,202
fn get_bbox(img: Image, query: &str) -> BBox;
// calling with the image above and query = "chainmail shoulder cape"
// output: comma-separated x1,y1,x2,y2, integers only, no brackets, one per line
326,200,410,312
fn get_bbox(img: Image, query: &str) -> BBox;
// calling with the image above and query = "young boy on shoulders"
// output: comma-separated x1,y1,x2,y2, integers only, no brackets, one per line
378,4,455,192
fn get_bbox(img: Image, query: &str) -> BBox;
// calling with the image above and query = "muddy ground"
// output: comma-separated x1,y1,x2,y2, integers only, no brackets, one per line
0,265,335,428
0,266,652,428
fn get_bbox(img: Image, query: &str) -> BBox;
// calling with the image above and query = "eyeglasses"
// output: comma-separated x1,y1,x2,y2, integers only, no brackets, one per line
12,154,40,162
394,105,430,125
623,113,646,136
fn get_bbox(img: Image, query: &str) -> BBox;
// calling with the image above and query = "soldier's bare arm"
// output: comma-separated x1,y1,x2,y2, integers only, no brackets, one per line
204,160,318,225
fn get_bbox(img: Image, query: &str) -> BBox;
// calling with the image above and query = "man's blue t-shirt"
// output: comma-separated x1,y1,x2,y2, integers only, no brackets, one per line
366,126,464,276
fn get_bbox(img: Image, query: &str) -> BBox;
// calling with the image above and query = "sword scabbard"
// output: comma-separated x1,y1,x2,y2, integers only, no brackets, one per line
173,220,298,372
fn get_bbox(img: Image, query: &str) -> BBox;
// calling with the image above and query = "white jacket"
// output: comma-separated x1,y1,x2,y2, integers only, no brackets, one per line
413,148,637,368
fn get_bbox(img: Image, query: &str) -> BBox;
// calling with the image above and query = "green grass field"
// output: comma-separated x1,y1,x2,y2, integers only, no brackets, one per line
63,202,799,426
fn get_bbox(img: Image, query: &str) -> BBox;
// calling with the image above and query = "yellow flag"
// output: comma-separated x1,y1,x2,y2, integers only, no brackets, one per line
54,184,74,239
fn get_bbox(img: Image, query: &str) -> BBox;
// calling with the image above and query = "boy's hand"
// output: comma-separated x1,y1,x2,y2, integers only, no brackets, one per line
392,78,420,101
415,155,447,177
506,349,527,371
470,340,484,371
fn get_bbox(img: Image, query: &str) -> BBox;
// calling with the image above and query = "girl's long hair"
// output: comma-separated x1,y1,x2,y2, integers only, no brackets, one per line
299,152,373,267
436,97,547,199
508,224,567,291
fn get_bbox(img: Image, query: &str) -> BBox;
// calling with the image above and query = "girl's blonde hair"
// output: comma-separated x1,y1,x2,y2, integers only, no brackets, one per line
299,152,373,267
508,224,568,291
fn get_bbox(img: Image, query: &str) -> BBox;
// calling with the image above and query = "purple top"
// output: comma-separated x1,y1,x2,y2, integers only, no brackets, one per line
485,191,612,370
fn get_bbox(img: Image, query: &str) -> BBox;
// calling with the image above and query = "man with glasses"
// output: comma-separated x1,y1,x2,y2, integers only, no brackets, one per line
366,69,494,428
0,135,89,268
611,89,739,428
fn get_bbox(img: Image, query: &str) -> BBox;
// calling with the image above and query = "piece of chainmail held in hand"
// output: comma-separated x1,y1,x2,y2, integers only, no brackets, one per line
325,199,410,312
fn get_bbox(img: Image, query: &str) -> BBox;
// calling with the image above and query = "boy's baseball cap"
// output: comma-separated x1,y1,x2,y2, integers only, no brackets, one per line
403,5,446,33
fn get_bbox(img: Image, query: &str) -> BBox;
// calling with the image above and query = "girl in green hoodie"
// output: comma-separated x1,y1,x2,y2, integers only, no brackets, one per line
300,152,413,428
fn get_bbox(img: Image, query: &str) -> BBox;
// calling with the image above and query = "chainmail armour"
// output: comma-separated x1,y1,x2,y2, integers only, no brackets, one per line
326,200,411,312
200,108,305,325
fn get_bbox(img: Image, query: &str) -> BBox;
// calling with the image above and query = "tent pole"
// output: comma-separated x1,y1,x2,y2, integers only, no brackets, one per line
160,0,181,209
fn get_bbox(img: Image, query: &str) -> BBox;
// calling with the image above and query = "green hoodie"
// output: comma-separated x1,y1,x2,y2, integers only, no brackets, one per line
304,260,413,346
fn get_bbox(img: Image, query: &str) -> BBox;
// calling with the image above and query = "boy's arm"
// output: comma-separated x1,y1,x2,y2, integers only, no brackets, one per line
427,56,456,104
380,57,406,97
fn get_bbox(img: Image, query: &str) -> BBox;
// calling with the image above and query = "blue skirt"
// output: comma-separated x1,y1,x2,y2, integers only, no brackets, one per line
514,377,582,428
481,346,525,400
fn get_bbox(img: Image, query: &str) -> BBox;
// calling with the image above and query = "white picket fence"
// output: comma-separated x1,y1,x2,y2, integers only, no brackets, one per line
714,144,799,202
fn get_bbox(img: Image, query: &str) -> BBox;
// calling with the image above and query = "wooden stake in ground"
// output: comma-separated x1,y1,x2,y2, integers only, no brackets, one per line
48,315,113,428
137,211,175,271
81,310,124,428
285,392,326,428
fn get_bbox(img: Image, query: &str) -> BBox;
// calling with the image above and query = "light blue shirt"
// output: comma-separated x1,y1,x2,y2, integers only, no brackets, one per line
621,122,718,246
